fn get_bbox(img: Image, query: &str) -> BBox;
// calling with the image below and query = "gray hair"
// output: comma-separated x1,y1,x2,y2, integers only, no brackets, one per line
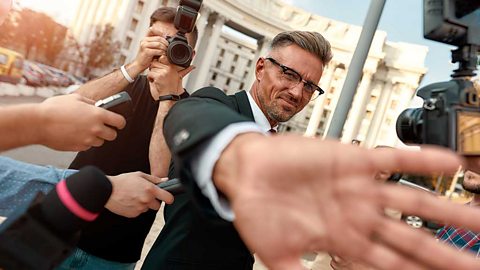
270,31,333,67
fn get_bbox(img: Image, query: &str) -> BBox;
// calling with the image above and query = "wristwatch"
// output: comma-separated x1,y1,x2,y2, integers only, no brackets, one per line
157,91,190,102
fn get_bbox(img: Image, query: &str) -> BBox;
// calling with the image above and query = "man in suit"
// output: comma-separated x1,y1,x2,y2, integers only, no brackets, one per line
142,31,480,270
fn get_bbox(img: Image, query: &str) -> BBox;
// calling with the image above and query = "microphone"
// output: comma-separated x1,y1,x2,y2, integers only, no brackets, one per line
0,166,112,270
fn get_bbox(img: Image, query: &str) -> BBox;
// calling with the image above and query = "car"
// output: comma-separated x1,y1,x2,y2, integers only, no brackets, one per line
22,60,46,87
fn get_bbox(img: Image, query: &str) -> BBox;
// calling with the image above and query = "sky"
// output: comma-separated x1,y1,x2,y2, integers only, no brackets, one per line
283,0,459,88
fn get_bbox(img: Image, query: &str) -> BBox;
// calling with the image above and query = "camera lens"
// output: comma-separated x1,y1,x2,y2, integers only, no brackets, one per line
396,108,424,144
168,41,192,67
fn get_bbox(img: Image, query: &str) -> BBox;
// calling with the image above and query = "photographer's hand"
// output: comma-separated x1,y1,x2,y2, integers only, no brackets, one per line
131,28,170,75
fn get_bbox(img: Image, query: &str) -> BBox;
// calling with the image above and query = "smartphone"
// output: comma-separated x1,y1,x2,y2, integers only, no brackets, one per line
157,178,185,195
95,91,132,119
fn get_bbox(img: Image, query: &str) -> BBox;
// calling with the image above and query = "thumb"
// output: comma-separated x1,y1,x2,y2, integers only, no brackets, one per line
179,65,195,78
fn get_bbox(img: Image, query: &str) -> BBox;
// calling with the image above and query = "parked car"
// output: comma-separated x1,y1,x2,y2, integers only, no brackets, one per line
22,60,46,87
0,47,24,85
36,63,71,87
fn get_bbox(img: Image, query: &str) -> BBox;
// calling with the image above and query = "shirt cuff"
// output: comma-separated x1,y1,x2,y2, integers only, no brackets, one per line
191,122,265,221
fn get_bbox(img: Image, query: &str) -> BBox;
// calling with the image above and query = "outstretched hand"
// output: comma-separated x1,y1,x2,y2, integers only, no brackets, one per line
214,134,480,270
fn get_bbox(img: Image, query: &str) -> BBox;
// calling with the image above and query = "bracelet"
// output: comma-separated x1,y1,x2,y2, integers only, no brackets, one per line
120,65,134,83
157,90,190,102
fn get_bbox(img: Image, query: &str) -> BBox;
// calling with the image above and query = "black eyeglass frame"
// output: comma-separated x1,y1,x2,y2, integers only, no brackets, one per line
264,57,324,96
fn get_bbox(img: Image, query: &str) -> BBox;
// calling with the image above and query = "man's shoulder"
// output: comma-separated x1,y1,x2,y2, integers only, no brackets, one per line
190,87,244,105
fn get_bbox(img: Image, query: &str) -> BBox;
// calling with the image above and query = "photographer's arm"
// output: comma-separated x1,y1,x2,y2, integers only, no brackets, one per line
148,57,194,177
75,28,168,101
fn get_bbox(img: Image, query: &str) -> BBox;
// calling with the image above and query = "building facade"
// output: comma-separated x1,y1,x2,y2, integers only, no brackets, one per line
69,0,428,148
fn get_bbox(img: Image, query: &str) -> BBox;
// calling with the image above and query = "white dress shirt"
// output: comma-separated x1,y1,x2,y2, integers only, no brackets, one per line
190,91,276,221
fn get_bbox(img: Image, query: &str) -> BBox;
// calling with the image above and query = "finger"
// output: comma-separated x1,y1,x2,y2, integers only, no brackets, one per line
95,126,118,141
376,218,480,270
147,198,162,211
143,41,168,51
364,146,463,177
144,48,165,58
100,109,126,130
379,184,480,234
151,185,174,204
342,225,427,270
149,60,169,69
148,27,167,38
86,137,104,148
141,173,164,184
159,177,168,182
178,65,196,78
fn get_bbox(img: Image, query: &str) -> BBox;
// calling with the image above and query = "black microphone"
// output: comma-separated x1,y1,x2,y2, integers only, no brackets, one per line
0,166,112,270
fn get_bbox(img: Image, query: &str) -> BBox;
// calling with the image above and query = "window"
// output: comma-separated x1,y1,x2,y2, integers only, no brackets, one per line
119,55,126,64
366,110,373,119
390,100,398,110
211,72,217,80
216,60,221,68
226,78,231,86
233,54,239,61
130,18,138,31
230,66,235,73
219,49,225,57
239,82,244,89
125,37,133,49
243,71,248,78
247,59,252,67
135,1,144,13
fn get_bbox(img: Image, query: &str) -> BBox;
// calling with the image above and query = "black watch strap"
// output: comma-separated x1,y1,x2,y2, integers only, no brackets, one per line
157,90,190,102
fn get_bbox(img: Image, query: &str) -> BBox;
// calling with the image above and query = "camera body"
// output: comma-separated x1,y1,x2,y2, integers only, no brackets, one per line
167,0,203,67
397,79,480,155
396,0,479,154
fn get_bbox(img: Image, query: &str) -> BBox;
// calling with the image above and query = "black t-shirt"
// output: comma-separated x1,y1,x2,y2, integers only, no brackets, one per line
69,76,159,263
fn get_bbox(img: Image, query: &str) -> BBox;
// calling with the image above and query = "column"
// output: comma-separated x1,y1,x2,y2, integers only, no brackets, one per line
304,63,336,137
341,71,373,143
364,80,394,148
186,13,226,92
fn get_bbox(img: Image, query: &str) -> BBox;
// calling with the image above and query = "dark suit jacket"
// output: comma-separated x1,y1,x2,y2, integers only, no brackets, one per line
141,87,257,270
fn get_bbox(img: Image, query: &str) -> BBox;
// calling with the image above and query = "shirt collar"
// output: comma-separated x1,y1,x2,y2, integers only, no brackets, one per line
246,91,277,132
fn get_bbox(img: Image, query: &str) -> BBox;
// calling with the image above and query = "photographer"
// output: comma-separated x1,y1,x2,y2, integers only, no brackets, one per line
57,7,199,270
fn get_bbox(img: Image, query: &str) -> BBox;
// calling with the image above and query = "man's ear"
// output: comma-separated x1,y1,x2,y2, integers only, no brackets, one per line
255,58,266,81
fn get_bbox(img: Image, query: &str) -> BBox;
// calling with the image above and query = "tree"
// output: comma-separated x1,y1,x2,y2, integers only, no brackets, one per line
0,8,67,66
82,24,120,78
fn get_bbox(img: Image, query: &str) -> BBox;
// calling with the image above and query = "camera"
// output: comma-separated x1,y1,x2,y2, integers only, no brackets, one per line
167,0,203,67
396,0,480,155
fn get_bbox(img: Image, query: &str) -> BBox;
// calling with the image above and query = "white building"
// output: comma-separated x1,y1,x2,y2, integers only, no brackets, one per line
69,0,428,148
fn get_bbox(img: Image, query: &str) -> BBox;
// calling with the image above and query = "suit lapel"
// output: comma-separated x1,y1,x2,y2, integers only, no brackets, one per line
233,91,255,121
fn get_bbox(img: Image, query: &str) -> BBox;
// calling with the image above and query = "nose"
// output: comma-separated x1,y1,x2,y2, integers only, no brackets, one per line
286,82,304,102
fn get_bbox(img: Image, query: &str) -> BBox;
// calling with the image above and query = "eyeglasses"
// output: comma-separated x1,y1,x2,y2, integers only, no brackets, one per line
265,57,324,96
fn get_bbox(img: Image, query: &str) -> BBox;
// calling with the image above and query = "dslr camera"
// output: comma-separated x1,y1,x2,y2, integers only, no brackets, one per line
396,0,480,155
167,0,203,67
